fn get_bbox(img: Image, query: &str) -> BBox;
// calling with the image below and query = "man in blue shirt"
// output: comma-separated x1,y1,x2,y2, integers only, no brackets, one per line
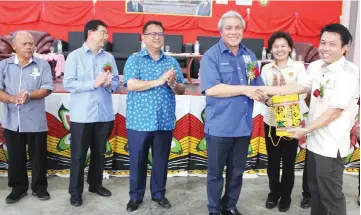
123,20,185,212
200,11,267,215
0,31,53,203
63,20,120,207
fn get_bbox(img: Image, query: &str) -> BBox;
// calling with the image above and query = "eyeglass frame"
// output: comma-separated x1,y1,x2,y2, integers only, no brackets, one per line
93,30,109,37
144,32,165,38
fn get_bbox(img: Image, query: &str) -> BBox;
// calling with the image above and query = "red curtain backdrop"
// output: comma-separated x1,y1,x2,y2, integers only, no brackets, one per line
0,1,342,47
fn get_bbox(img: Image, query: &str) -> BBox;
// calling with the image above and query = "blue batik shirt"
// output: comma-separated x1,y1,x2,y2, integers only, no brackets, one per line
123,49,185,131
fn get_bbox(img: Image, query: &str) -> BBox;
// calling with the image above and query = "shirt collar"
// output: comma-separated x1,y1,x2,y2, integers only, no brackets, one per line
322,56,346,73
140,48,165,60
13,54,33,65
82,43,104,54
218,39,246,55
270,57,294,69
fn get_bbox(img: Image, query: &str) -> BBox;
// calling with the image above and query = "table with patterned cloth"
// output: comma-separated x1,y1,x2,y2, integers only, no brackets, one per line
0,84,358,178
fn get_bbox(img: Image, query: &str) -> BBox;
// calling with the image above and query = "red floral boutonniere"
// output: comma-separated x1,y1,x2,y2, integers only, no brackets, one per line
247,61,260,85
103,62,112,73
313,84,324,101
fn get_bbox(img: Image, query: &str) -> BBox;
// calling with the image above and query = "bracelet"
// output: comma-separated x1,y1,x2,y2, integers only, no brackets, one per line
27,91,31,100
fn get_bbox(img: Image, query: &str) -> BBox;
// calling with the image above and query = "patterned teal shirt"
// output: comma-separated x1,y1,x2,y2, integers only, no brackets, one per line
123,49,185,131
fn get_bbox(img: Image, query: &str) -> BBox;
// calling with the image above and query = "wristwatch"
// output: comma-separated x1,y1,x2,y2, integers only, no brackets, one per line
27,91,31,100
265,98,271,107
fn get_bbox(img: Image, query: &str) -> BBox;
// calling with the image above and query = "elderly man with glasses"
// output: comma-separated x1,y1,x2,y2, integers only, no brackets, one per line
63,19,120,207
123,20,185,212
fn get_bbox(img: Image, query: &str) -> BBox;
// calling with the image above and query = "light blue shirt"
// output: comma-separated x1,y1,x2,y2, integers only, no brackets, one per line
63,43,120,123
200,39,264,137
0,55,53,132
123,49,185,131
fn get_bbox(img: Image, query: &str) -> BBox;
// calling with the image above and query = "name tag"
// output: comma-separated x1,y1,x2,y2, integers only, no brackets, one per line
220,62,230,66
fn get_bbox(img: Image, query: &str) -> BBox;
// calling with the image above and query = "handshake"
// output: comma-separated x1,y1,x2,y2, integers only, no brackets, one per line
94,71,113,88
246,87,271,104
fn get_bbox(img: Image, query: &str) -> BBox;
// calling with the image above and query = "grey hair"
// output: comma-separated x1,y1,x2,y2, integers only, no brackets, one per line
11,31,33,43
218,11,246,32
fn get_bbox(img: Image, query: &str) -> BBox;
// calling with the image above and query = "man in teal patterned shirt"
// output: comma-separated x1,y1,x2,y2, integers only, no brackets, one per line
123,20,185,212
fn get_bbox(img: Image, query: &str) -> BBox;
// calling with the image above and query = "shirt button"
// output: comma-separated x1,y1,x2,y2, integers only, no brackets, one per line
244,102,247,104
241,79,243,81
238,67,240,69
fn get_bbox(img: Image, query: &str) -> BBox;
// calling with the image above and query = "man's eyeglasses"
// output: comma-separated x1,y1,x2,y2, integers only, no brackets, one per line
144,32,164,38
95,30,109,37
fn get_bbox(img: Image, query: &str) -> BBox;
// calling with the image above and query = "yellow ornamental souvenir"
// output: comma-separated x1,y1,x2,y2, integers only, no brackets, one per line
269,94,301,145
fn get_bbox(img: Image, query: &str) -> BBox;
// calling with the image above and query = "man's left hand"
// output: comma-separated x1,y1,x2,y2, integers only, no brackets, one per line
167,69,176,86
104,72,113,87
17,90,30,105
287,127,308,139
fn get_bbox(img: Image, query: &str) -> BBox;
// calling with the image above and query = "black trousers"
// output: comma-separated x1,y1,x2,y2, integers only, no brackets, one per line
4,129,48,193
302,149,311,198
68,121,113,196
206,134,250,213
265,124,298,203
308,150,346,215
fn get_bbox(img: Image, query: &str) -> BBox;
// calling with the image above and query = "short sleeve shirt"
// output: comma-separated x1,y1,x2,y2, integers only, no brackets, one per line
123,49,185,131
200,39,264,137
299,57,359,158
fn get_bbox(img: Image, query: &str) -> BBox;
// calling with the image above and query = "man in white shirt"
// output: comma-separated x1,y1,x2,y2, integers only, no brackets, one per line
258,23,358,215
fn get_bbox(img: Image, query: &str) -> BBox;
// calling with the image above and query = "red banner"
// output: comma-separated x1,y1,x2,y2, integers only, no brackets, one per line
0,1,342,46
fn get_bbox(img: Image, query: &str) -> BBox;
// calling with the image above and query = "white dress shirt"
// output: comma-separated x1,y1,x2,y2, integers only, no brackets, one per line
299,56,359,158
260,58,309,126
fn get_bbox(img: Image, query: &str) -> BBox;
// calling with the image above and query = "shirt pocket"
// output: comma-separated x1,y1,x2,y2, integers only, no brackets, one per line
323,77,335,89
284,70,297,84
77,63,94,81
323,76,335,100
25,73,41,91
219,66,234,83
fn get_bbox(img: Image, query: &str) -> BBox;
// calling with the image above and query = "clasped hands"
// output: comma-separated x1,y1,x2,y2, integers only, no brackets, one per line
158,68,176,87
12,90,30,105
94,71,113,88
